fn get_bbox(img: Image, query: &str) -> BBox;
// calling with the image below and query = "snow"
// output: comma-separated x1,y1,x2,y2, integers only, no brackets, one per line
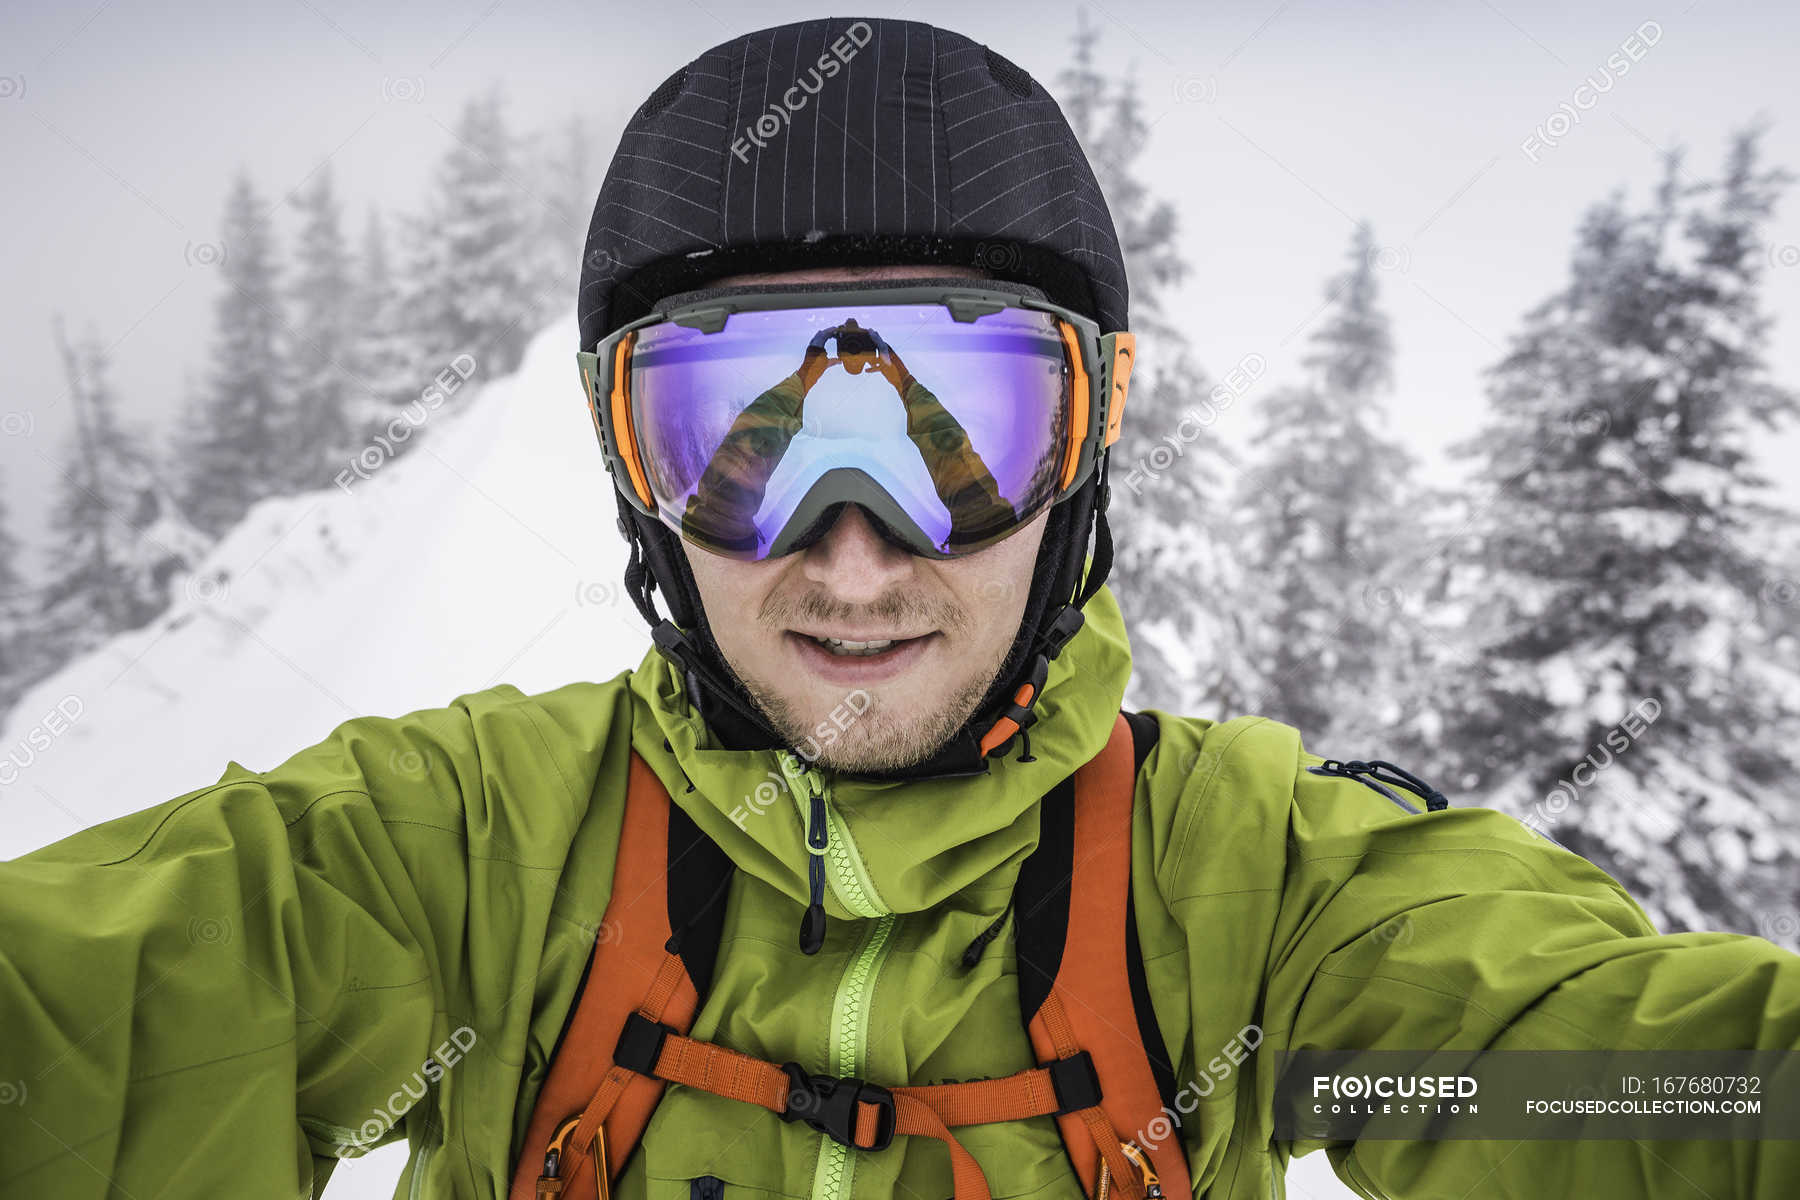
1,311,644,855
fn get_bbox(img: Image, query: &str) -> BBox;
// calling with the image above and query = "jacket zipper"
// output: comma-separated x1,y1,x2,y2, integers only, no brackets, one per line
408,1143,433,1200
812,914,896,1200
776,752,896,1200
779,752,887,939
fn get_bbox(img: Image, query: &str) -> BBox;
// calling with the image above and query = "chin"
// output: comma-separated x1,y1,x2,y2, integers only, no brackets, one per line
806,722,942,773
764,685,974,773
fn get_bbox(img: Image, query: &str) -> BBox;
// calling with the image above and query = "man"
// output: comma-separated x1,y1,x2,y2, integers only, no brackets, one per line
1,16,1795,1200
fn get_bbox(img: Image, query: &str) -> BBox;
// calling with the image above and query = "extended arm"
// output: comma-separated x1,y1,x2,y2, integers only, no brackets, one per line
0,685,620,1198
681,330,835,552
872,334,1019,549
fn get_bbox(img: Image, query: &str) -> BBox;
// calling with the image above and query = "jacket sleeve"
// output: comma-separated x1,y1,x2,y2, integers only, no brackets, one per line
0,692,577,1198
1259,731,1800,1198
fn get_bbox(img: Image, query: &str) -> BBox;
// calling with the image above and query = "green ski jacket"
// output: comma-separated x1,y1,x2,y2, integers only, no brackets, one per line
2,586,1795,1198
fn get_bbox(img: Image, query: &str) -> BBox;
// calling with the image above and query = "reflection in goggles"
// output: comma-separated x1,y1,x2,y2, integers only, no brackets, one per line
627,303,1072,559
677,318,1043,553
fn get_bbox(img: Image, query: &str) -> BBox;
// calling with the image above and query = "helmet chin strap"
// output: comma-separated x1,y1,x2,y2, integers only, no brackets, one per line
616,456,1114,779
971,462,1115,766
616,502,788,741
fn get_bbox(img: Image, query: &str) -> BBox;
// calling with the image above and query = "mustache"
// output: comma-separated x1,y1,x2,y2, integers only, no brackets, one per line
761,587,972,635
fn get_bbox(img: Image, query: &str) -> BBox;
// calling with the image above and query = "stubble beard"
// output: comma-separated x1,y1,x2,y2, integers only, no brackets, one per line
740,651,1005,773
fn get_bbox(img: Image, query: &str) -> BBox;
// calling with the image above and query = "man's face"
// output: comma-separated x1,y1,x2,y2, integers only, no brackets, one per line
679,263,1049,772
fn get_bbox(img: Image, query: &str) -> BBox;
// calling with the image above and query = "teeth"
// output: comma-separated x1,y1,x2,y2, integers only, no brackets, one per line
813,635,897,656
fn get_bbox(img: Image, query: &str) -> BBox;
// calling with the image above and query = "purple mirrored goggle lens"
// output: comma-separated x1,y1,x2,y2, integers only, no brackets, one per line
626,302,1073,560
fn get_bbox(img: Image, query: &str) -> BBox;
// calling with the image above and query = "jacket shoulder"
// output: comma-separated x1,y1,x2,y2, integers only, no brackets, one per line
224,668,643,868
1132,711,1304,902
1131,710,1492,893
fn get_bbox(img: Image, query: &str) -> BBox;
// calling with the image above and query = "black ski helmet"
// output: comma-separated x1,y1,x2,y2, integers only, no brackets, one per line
579,17,1130,778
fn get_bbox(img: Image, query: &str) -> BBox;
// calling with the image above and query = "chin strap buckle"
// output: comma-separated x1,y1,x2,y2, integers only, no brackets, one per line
1038,605,1085,660
650,619,691,668
649,620,703,716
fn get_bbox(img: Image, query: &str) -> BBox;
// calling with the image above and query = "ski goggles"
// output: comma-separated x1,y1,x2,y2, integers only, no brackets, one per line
578,281,1135,561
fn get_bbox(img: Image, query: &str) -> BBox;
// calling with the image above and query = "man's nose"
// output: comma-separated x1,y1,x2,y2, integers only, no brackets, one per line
799,505,915,604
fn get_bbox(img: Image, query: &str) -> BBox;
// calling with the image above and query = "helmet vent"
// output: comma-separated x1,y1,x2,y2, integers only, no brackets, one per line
983,47,1035,98
637,67,689,120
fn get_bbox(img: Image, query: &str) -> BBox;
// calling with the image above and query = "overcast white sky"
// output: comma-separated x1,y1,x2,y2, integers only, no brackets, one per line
4,0,1799,572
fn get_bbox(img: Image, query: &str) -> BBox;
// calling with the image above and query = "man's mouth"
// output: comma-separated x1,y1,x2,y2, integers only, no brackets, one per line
809,635,901,657
788,630,936,662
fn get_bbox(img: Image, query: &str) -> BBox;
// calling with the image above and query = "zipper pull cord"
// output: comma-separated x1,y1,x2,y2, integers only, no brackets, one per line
801,791,828,954
1359,758,1450,811
1321,757,1450,812
959,896,1015,969
783,752,831,955
1312,759,1413,812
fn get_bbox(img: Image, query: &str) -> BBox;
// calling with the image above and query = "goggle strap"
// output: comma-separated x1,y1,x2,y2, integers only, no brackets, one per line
1078,493,1114,609
619,512,663,630
1096,332,1136,450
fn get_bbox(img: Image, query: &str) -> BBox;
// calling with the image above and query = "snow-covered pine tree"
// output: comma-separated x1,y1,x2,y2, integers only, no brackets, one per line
1056,16,1239,713
1440,130,1800,943
0,487,33,720
344,208,422,452
1229,223,1427,748
0,489,21,622
283,164,358,492
399,87,538,380
42,320,210,661
178,171,292,535
1054,9,1107,150
1431,194,1639,785
521,112,601,334
0,490,18,596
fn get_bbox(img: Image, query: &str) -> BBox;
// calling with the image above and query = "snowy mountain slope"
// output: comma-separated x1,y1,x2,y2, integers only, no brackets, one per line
1,312,645,858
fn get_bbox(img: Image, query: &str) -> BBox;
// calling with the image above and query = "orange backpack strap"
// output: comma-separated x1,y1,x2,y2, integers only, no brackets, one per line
508,753,706,1200
1020,711,1195,1199
513,716,1188,1200
599,1008,1117,1200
